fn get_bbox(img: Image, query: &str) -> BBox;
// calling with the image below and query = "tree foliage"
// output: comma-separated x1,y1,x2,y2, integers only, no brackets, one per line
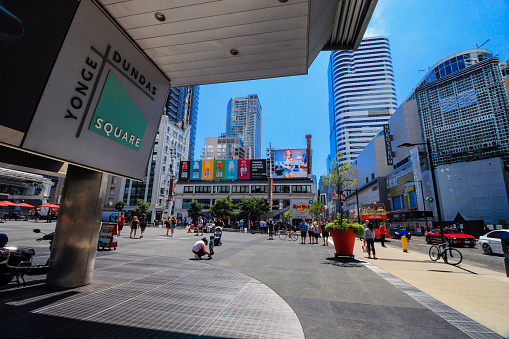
133,199,150,216
187,200,203,223
114,200,125,212
282,209,291,223
240,196,269,221
209,194,236,220
322,151,357,198
309,198,324,220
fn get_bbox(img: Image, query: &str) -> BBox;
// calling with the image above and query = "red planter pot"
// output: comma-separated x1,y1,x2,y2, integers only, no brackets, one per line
330,228,356,257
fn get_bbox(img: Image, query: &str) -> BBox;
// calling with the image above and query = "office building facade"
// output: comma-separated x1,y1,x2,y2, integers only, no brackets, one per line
328,36,397,164
226,95,261,159
201,134,249,160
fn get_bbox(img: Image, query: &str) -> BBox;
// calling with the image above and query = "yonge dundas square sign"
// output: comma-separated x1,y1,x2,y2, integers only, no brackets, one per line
0,0,170,180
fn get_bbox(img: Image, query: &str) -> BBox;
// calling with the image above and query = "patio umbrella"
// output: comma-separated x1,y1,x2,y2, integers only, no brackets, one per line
14,202,35,208
0,201,16,206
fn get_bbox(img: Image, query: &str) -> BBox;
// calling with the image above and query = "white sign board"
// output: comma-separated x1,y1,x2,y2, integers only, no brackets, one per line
22,0,170,180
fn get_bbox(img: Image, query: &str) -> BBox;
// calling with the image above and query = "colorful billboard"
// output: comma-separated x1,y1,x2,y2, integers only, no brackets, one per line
272,149,308,179
201,160,214,180
190,161,202,180
213,160,225,180
179,161,190,181
250,159,267,180
225,160,237,180
238,159,250,180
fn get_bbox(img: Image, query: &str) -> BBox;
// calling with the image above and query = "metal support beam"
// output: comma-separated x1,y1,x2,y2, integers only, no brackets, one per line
46,164,107,289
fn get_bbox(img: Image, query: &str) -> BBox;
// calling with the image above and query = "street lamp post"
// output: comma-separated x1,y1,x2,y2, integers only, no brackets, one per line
406,180,429,232
399,139,445,243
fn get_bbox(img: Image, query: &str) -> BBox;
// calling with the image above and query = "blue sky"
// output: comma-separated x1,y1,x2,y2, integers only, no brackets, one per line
195,0,509,178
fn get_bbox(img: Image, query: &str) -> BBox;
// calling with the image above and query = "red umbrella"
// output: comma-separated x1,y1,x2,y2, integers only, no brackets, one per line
39,204,60,209
14,202,35,208
0,201,16,207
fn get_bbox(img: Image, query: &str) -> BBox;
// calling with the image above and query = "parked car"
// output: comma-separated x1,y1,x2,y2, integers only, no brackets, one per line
425,228,476,247
478,229,509,255
388,226,411,239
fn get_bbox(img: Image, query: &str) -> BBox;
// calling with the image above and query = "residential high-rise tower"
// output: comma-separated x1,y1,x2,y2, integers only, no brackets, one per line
328,36,397,164
226,94,261,159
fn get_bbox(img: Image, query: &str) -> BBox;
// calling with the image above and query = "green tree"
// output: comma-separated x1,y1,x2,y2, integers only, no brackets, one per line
188,200,203,223
114,200,125,213
309,198,324,220
133,199,150,216
209,194,236,220
282,209,291,224
240,196,269,222
321,152,357,220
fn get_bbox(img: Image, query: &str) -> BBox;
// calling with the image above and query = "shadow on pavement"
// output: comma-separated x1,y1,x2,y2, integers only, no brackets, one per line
322,257,364,268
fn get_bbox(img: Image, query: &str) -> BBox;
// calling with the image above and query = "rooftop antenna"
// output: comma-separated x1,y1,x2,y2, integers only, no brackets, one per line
476,39,490,49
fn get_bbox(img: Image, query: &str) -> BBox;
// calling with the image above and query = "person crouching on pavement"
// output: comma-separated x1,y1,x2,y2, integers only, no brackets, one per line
192,237,212,259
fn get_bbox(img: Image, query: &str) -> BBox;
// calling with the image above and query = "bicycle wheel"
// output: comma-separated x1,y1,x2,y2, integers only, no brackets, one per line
290,232,298,241
429,245,440,261
444,248,462,265
279,232,287,240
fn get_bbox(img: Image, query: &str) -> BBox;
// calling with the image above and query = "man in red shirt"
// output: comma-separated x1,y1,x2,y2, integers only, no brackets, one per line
379,222,387,247
117,212,125,236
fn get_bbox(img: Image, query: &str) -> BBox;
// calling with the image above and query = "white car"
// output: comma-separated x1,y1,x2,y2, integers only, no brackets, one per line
478,229,509,255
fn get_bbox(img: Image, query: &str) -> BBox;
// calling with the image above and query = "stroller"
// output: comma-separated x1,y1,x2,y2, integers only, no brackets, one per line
213,226,222,246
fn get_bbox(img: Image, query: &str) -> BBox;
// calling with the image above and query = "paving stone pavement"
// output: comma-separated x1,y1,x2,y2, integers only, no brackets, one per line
0,223,503,338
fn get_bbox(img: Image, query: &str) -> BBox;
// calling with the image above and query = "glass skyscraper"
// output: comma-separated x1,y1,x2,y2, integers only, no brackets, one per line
226,94,261,159
328,36,397,164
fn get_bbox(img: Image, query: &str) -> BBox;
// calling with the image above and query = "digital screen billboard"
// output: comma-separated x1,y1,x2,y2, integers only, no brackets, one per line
272,149,308,179
250,159,267,180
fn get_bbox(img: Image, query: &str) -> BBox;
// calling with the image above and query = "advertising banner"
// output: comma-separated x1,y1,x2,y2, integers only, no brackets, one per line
225,160,237,180
250,159,267,180
179,161,190,181
290,199,313,220
201,160,214,180
273,149,308,179
238,159,250,180
190,161,202,181
19,0,171,180
213,160,225,180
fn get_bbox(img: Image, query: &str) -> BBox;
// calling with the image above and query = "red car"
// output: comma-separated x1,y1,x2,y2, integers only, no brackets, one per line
425,228,476,247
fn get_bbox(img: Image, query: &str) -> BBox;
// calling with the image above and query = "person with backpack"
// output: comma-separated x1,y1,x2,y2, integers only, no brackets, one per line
139,214,148,239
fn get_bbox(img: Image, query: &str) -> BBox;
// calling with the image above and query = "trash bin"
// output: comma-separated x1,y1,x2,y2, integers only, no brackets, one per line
502,232,509,278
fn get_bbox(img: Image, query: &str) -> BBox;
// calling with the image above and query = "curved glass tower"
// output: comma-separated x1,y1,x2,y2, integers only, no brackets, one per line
328,36,397,164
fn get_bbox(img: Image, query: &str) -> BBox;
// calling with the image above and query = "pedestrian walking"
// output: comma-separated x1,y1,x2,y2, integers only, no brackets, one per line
130,216,139,238
313,222,320,244
379,222,387,247
139,214,148,238
192,237,212,259
268,220,274,240
299,220,308,244
33,209,39,223
321,220,329,246
308,222,315,244
197,217,204,236
170,216,177,237
117,212,125,236
165,217,171,236
364,224,377,259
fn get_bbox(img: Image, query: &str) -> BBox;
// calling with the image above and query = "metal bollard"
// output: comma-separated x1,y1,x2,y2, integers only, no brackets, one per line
401,235,408,252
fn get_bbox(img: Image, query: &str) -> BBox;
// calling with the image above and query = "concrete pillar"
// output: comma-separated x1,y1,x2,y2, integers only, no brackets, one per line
46,164,107,289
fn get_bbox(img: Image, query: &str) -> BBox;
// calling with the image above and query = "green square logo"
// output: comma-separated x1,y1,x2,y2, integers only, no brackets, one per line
89,71,147,150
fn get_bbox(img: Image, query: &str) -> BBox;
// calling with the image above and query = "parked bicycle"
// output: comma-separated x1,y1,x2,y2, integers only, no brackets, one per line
429,242,463,265
279,230,298,241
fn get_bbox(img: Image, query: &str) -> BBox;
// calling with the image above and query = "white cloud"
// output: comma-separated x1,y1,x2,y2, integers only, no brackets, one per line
364,0,390,38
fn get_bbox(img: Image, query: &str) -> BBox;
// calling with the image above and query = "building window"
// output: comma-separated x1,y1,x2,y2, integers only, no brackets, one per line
251,185,267,193
195,186,211,193
408,190,417,208
291,185,311,193
392,195,405,210
111,177,117,184
371,173,375,180
214,186,230,194
184,186,193,193
160,188,165,194
110,187,115,195
232,185,249,193
197,199,211,208
274,185,290,193
108,198,113,206
183,199,192,209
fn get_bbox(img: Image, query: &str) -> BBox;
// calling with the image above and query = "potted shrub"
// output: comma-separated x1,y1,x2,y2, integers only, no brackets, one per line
325,218,364,258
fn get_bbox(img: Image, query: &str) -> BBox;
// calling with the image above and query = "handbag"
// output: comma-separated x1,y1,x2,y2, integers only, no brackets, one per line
362,245,368,253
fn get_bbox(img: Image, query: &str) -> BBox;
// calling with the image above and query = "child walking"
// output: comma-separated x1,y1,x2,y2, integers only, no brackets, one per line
209,235,215,255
